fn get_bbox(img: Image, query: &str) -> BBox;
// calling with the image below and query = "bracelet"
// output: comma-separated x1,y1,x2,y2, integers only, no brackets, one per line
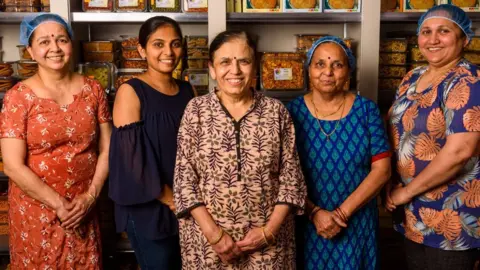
261,227,270,246
209,229,224,246
309,206,321,221
334,208,348,223
263,226,276,244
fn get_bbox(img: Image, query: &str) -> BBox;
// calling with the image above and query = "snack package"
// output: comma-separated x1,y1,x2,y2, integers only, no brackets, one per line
243,0,282,12
323,0,360,12
381,0,402,11
283,0,321,12
402,0,439,12
447,0,480,11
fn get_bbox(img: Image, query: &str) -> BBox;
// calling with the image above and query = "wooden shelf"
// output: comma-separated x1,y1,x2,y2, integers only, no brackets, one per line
0,12,47,24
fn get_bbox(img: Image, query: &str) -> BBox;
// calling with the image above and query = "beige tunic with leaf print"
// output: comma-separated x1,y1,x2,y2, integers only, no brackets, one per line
174,91,306,270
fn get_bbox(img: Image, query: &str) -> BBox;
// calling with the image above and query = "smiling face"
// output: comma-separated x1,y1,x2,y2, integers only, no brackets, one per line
27,22,72,72
308,42,350,94
418,18,468,68
209,38,254,97
138,25,183,74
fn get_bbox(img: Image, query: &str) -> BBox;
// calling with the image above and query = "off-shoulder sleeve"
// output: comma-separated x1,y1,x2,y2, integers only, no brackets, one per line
174,99,204,218
0,86,29,139
108,122,163,205
276,104,307,214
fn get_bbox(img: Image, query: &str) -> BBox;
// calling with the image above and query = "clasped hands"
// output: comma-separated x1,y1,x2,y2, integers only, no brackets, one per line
310,206,349,240
54,191,96,230
384,181,414,212
208,226,276,264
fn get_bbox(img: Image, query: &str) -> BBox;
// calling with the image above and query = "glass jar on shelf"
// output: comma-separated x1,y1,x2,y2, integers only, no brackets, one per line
82,0,114,12
149,0,180,11
115,0,147,11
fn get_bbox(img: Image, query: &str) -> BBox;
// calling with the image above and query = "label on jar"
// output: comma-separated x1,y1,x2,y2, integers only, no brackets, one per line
155,0,175,8
274,68,293,80
88,0,109,7
189,73,208,86
187,0,207,9
119,0,139,7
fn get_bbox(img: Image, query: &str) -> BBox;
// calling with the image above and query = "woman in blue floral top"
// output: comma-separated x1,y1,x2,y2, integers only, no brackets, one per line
386,4,480,269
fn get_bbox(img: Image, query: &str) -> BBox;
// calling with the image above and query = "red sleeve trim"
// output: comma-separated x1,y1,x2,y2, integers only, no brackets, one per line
371,151,391,163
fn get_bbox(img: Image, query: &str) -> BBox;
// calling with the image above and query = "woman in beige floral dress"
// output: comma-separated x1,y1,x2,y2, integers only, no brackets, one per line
173,30,307,270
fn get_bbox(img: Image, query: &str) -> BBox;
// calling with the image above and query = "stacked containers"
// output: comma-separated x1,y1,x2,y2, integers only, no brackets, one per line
120,35,147,70
464,37,480,64
378,38,408,113
0,62,15,92
184,36,209,95
82,40,119,63
16,45,38,80
5,0,41,12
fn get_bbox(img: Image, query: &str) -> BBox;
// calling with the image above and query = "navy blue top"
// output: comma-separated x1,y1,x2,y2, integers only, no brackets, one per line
108,78,194,239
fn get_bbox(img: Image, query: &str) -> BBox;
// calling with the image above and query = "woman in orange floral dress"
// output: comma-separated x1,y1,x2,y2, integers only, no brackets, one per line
386,5,480,270
0,14,111,269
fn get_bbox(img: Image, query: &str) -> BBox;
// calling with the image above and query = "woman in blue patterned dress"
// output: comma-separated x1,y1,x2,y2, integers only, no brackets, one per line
287,36,391,270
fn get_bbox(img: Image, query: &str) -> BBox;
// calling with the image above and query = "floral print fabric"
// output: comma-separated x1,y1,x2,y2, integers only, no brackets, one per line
174,91,306,269
0,77,111,269
389,59,480,250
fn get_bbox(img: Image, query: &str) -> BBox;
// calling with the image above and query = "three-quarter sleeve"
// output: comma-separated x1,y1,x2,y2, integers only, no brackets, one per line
108,122,163,205
443,75,480,134
174,100,204,218
1,86,29,140
276,105,307,214
365,99,391,162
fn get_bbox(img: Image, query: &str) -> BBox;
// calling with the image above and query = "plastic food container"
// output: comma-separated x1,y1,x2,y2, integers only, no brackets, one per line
261,52,305,91
82,41,116,52
410,46,426,62
82,0,114,12
149,0,181,11
182,68,209,93
41,0,49,11
17,61,38,78
186,36,208,48
379,52,406,65
122,48,141,60
403,0,436,12
464,52,480,64
120,35,139,48
79,62,113,91
115,68,145,89
5,0,40,11
0,77,15,92
379,39,408,53
187,58,208,69
121,59,147,69
466,36,480,51
83,51,117,63
0,63,14,77
183,0,207,12
114,0,146,11
381,0,401,12
295,34,325,50
378,78,402,90
187,47,208,59
17,45,32,60
379,65,407,78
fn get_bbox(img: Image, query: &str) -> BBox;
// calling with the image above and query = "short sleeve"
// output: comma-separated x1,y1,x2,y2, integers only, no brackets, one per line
87,77,112,124
365,99,391,161
174,99,204,218
0,86,29,140
443,76,480,134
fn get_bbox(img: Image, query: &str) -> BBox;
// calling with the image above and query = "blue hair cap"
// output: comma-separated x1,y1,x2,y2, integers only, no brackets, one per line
417,4,474,42
20,13,74,46
306,36,356,74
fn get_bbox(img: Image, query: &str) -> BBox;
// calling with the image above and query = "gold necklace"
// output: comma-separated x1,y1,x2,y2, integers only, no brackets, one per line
311,94,346,141
317,96,346,118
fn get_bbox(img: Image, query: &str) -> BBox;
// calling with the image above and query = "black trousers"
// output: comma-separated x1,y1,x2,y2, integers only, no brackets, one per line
404,238,479,270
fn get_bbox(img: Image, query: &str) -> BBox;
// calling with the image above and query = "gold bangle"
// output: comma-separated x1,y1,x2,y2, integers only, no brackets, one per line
264,226,276,243
86,192,96,202
261,227,270,246
210,229,224,246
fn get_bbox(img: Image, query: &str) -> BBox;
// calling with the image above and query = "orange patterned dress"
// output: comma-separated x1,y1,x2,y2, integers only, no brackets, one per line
0,77,111,269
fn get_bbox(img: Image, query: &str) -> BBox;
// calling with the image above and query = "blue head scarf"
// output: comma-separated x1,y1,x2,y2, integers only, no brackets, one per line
20,13,74,46
417,4,474,43
306,36,356,75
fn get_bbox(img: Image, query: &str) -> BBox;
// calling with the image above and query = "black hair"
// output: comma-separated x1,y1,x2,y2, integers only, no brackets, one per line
209,30,257,62
138,16,183,48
